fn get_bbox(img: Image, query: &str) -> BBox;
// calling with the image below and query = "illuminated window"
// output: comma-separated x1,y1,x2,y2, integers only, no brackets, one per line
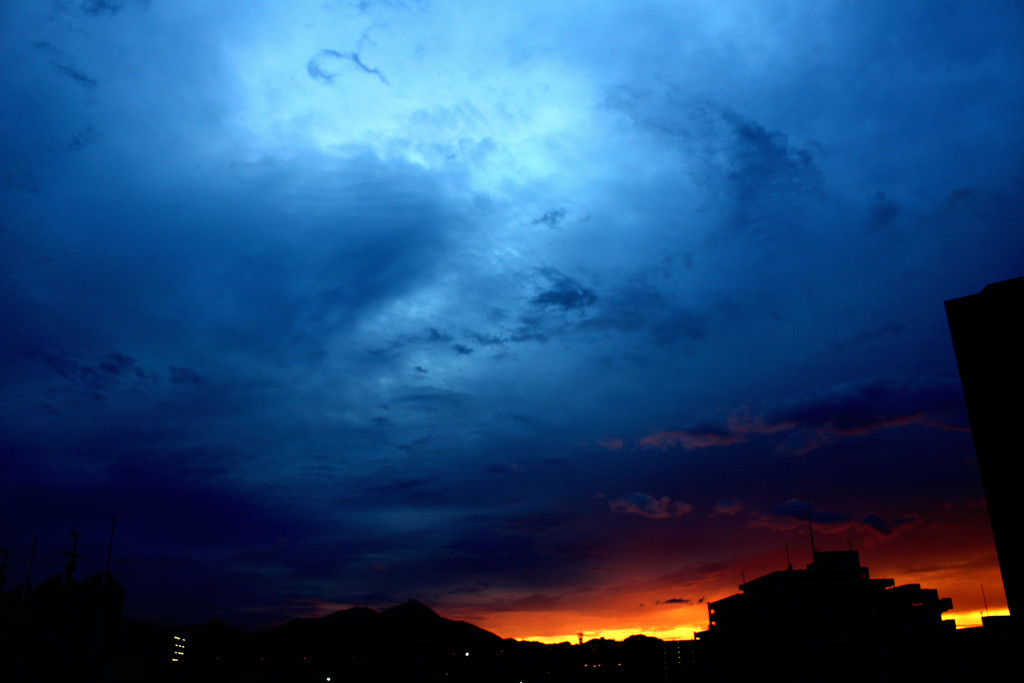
170,634,187,664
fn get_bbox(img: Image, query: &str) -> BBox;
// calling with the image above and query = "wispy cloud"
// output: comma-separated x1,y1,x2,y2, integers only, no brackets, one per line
307,49,389,85
609,493,693,519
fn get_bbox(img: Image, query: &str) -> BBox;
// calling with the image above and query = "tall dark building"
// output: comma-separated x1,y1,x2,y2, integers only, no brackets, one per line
945,276,1023,621
695,549,953,682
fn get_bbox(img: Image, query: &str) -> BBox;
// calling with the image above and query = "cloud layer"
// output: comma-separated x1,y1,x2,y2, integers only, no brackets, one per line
1,0,1019,638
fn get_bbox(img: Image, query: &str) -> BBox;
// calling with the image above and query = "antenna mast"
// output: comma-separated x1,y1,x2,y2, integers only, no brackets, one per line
58,531,83,584
103,513,116,589
806,510,817,557
0,548,11,592
23,535,36,598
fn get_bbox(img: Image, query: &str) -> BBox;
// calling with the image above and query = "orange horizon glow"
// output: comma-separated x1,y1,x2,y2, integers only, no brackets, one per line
299,553,1008,644
299,569,1008,644
946,607,1011,629
300,502,1008,644
464,578,1009,643
508,625,701,645
439,547,1008,643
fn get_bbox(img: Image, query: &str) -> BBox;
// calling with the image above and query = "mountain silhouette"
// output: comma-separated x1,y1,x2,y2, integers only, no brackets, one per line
113,600,509,679
379,599,505,650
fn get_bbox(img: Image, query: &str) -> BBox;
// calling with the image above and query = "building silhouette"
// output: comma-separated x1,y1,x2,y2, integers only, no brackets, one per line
695,549,953,682
945,275,1023,622
0,530,123,680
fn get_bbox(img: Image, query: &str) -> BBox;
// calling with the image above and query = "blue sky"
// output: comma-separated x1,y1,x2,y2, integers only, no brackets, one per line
2,0,1021,639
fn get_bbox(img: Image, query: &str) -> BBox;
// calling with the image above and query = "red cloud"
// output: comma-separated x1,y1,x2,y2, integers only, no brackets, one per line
639,430,745,450
609,493,693,519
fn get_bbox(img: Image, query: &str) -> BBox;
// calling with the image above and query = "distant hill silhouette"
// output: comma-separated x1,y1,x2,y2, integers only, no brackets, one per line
242,599,504,656
113,600,512,680
379,599,504,649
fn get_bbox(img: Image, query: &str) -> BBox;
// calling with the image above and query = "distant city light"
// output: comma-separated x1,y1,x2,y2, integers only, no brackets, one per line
170,633,187,663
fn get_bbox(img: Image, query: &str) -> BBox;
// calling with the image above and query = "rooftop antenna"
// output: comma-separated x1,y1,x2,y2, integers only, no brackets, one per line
103,513,116,589
92,513,118,654
785,544,793,571
23,535,36,598
981,583,989,616
58,531,83,584
806,510,817,558
848,536,853,551
0,547,11,592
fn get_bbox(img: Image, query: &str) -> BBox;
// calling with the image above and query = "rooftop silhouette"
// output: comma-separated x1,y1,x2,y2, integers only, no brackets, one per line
696,548,954,681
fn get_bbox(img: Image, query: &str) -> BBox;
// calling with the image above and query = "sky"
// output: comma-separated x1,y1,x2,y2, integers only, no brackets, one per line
1,0,1022,642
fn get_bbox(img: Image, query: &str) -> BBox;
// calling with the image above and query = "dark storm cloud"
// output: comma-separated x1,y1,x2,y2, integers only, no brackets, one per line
38,349,147,396
658,598,691,605
861,513,917,536
529,268,597,311
531,208,566,227
580,278,709,347
63,126,100,152
466,329,548,346
771,499,852,526
0,132,476,615
2,0,1021,635
427,327,452,342
640,375,968,456
770,376,968,435
582,282,666,333
32,41,99,89
76,0,145,16
371,327,456,359
10,153,460,375
50,62,99,89
715,109,822,235
607,92,821,229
